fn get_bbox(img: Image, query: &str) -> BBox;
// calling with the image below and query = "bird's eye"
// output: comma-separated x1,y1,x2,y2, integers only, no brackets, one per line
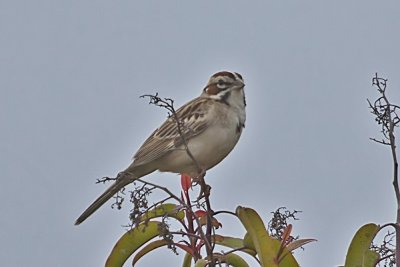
216,79,226,89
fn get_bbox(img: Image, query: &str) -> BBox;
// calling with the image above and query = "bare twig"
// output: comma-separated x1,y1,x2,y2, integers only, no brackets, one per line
372,229,396,267
141,93,216,265
268,207,301,240
213,210,238,217
135,178,182,203
369,73,399,265
140,94,202,173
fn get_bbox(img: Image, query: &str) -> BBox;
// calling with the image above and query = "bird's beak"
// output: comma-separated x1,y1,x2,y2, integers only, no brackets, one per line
234,80,245,88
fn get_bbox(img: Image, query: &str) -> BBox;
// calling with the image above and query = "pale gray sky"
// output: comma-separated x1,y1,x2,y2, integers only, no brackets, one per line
1,1,400,266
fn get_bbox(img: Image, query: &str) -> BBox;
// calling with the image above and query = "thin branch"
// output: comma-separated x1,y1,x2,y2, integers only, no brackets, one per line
213,210,238,217
141,93,216,265
370,138,391,146
169,230,203,240
380,223,399,231
135,178,182,203
377,253,396,266
369,73,399,265
140,94,202,173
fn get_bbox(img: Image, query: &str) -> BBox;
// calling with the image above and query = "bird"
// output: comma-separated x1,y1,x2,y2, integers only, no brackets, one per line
75,71,246,225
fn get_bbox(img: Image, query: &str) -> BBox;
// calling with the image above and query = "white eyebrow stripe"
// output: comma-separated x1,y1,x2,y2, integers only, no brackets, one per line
233,72,244,83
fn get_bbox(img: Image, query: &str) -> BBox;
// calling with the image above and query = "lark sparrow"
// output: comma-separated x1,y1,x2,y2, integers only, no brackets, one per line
75,71,246,225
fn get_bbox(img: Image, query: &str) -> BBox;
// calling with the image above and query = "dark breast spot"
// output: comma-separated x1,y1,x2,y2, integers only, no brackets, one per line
236,123,245,134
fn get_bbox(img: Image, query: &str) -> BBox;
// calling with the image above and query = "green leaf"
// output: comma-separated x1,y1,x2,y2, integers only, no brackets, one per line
275,239,300,267
182,253,193,267
214,235,256,256
194,259,208,267
105,221,161,267
285,239,317,253
138,203,184,222
132,240,169,266
274,238,315,267
236,206,278,267
344,223,380,267
363,250,380,267
130,239,196,266
236,206,301,267
218,253,250,267
243,232,256,251
215,235,244,248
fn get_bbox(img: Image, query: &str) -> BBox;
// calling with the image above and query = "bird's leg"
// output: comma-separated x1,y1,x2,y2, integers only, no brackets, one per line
196,181,211,201
191,168,206,183
193,169,211,200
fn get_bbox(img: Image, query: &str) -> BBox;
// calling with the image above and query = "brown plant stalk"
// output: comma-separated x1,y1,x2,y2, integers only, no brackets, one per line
369,73,399,265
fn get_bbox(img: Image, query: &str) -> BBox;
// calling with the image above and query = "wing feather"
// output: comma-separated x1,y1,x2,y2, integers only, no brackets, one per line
132,97,211,166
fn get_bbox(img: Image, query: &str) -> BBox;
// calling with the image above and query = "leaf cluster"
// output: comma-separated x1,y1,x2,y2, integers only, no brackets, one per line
103,175,315,267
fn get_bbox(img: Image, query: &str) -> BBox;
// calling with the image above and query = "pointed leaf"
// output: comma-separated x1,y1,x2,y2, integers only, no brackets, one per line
214,235,244,248
182,253,193,267
217,253,250,267
274,239,300,267
214,235,256,256
281,224,293,246
286,238,317,252
243,232,256,251
132,240,169,266
131,240,198,266
236,206,278,267
276,225,292,261
237,207,300,267
344,223,380,267
105,221,161,267
174,243,196,255
194,259,208,267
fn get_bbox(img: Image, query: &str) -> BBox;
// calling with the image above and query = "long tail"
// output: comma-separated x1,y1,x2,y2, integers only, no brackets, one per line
75,174,135,225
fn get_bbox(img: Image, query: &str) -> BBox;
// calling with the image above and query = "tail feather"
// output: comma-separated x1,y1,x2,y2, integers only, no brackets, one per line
75,176,134,225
